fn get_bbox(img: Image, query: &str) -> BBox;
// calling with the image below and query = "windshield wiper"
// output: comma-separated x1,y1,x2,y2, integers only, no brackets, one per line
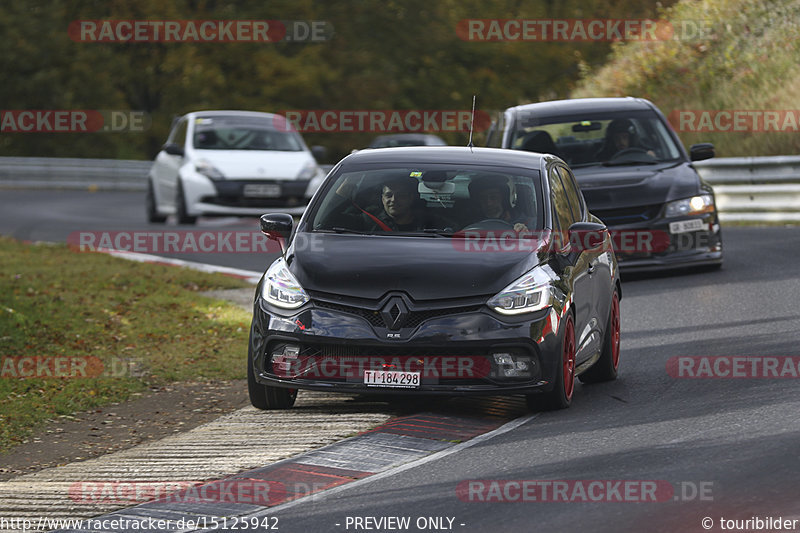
602,159,658,166
325,227,371,234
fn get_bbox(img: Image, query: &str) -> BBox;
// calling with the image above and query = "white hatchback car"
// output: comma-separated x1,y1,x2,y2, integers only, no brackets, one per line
147,110,326,224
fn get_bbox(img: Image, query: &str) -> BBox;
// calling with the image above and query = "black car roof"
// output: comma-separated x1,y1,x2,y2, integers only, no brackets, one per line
508,97,655,117
340,146,551,168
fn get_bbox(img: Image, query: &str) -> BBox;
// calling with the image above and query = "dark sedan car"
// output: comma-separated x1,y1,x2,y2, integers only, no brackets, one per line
248,147,621,411
490,97,723,271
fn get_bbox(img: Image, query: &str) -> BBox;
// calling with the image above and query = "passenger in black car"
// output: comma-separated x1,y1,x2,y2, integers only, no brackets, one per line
468,175,531,233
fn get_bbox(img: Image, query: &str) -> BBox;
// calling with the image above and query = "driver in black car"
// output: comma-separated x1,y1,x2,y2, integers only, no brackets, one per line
468,175,530,233
595,118,655,161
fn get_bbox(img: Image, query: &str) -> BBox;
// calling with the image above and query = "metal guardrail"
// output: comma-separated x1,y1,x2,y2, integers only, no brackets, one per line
0,157,336,192
694,156,800,222
0,155,797,222
0,156,151,191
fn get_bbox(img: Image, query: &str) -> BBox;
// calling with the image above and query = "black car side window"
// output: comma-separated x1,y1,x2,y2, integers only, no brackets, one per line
548,167,576,228
558,166,585,223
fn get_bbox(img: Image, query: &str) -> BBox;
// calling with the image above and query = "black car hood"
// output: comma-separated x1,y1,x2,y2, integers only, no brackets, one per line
573,162,701,210
287,233,543,301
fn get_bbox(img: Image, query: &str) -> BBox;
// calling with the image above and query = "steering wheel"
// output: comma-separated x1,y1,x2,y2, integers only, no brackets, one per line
461,218,515,231
610,147,653,160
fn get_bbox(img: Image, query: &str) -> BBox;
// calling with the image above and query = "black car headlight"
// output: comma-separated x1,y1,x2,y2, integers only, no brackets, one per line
261,258,309,309
487,265,557,315
664,194,715,217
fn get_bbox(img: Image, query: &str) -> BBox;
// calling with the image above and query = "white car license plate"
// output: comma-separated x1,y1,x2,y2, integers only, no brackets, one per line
669,219,705,234
243,184,282,198
364,370,420,388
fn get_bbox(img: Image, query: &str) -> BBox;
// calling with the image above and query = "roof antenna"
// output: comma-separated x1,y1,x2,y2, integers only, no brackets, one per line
467,95,476,152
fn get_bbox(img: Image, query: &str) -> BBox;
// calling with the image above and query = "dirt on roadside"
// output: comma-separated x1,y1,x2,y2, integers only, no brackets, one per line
0,380,249,481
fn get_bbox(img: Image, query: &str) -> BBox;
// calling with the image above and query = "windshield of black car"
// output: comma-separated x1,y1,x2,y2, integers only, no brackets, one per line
509,110,682,166
307,165,544,237
193,116,304,151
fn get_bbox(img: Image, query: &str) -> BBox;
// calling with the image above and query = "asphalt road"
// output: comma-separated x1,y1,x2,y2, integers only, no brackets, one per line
2,189,800,532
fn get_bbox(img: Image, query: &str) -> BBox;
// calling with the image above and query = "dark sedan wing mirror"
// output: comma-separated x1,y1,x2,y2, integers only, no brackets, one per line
163,143,184,157
260,214,294,255
567,222,609,254
689,143,715,161
311,145,327,162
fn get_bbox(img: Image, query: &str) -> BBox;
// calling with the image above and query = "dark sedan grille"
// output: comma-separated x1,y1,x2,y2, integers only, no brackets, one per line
592,204,662,225
301,344,489,359
313,300,484,329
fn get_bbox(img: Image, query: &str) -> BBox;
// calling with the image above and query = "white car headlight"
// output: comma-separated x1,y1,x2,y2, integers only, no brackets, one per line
261,257,309,309
296,161,320,181
488,265,557,315
664,194,714,217
195,159,225,180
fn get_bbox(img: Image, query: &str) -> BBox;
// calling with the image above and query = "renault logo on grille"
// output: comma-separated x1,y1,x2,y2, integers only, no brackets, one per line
381,297,409,330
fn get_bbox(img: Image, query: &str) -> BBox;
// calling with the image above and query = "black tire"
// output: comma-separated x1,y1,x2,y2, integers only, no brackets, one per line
247,348,297,410
175,179,197,225
146,180,167,223
527,313,576,411
579,289,621,384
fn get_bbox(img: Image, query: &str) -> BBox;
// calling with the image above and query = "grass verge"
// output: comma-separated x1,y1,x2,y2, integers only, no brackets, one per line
0,236,254,453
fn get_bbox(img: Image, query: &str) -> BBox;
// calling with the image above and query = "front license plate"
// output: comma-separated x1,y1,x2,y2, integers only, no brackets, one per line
243,184,281,198
364,370,420,388
669,219,705,234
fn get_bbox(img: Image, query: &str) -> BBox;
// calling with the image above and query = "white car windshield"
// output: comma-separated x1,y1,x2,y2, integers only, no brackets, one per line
193,116,304,151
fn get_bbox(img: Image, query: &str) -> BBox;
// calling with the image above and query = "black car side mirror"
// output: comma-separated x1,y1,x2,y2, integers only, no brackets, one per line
567,222,608,253
260,214,294,255
311,145,327,162
260,213,294,240
689,143,715,161
163,143,184,157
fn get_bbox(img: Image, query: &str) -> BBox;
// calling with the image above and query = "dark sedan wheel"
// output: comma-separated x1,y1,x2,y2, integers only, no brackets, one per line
580,290,621,384
247,349,298,410
175,179,197,225
528,313,576,411
146,180,167,223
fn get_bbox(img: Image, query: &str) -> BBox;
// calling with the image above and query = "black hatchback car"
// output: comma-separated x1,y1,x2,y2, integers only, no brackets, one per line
248,147,621,411
491,97,723,271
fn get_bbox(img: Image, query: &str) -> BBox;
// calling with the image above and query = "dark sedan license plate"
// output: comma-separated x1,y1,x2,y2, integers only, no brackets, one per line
364,370,420,388
243,183,282,198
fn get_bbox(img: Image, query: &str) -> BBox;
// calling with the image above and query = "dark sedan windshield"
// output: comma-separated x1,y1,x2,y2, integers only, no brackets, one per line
510,110,681,167
308,165,544,236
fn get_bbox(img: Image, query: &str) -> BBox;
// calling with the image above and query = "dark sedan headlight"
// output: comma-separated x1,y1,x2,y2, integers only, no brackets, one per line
487,265,557,315
664,194,715,217
261,258,309,309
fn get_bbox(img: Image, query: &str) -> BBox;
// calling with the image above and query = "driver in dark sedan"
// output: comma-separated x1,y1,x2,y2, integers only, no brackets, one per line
595,118,655,161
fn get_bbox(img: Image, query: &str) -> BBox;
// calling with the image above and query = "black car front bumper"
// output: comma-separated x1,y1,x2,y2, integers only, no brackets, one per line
248,293,568,396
